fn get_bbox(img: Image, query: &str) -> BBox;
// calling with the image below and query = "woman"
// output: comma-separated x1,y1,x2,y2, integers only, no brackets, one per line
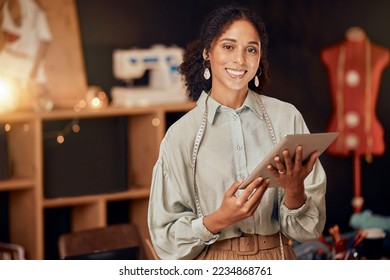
148,6,326,260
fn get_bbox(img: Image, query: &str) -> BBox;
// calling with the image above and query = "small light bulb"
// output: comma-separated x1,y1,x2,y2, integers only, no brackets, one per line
152,118,160,126
57,134,65,144
91,97,101,108
72,124,80,133
4,123,11,132
85,86,108,109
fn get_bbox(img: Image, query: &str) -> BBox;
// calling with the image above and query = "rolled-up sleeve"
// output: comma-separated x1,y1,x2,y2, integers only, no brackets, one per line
273,104,327,242
280,160,327,241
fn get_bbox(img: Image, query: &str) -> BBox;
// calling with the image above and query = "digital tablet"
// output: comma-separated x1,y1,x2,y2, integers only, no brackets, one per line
238,132,339,189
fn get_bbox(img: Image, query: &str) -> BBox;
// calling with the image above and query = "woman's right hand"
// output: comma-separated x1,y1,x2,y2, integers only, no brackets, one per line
203,177,269,234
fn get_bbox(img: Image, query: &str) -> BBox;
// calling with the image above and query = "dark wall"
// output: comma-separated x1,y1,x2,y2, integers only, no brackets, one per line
76,0,390,232
1,0,388,259
0,0,390,259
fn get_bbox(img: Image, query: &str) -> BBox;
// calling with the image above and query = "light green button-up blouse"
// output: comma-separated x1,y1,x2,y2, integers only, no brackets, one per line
148,90,326,259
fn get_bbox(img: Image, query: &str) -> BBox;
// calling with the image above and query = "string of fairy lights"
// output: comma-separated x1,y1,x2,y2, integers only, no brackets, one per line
2,113,80,144
44,119,81,144
1,86,109,144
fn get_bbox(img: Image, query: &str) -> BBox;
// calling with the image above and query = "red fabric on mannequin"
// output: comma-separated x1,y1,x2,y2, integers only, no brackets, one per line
321,27,389,158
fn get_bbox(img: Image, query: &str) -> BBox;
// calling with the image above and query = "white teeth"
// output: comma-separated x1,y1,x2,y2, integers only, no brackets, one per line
226,69,245,76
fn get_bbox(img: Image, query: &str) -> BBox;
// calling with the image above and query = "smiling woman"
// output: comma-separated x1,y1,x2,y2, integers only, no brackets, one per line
202,19,261,109
147,5,327,260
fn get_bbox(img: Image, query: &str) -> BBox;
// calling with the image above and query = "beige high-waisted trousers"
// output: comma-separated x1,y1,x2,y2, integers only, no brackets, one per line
195,233,296,260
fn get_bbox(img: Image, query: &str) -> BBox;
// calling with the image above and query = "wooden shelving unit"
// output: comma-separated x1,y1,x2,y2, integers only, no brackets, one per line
0,101,195,259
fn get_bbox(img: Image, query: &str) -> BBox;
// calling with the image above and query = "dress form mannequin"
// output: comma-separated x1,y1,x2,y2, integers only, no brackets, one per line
321,27,389,212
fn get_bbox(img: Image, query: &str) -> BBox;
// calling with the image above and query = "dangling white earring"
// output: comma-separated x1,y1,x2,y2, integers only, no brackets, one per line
254,67,262,87
254,75,259,87
204,68,211,80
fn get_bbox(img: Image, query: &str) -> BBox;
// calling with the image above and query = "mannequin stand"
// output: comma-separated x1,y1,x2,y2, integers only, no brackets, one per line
352,152,364,213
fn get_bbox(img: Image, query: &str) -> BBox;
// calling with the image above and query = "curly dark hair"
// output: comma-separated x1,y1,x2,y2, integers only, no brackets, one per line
179,6,270,101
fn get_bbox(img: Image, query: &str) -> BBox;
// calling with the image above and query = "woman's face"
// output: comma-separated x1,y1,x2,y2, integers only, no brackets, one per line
205,19,261,94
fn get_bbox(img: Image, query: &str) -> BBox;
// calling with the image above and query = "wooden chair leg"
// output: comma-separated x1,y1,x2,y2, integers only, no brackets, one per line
145,238,159,260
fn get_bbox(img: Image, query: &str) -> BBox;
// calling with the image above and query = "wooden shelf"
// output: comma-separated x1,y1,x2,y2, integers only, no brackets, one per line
43,188,150,208
0,102,195,121
1,100,194,259
0,178,35,191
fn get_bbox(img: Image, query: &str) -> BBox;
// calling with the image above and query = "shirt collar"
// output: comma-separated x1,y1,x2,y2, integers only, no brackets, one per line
244,90,265,120
196,90,264,124
196,91,220,124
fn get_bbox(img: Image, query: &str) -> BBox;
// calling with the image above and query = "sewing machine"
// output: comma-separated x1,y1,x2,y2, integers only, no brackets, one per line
111,45,188,107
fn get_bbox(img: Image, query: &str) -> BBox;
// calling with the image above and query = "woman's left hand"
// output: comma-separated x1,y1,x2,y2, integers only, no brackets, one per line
267,145,319,209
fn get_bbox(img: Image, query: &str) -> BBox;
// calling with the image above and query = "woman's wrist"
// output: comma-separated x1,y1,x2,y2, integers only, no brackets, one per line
203,209,230,234
283,192,307,210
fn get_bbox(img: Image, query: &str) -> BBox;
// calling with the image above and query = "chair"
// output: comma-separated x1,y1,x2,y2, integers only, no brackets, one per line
0,242,25,260
58,223,145,260
145,238,160,260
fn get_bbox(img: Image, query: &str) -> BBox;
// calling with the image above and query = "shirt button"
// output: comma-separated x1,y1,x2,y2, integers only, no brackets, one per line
237,145,243,150
232,116,237,121
240,174,246,179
